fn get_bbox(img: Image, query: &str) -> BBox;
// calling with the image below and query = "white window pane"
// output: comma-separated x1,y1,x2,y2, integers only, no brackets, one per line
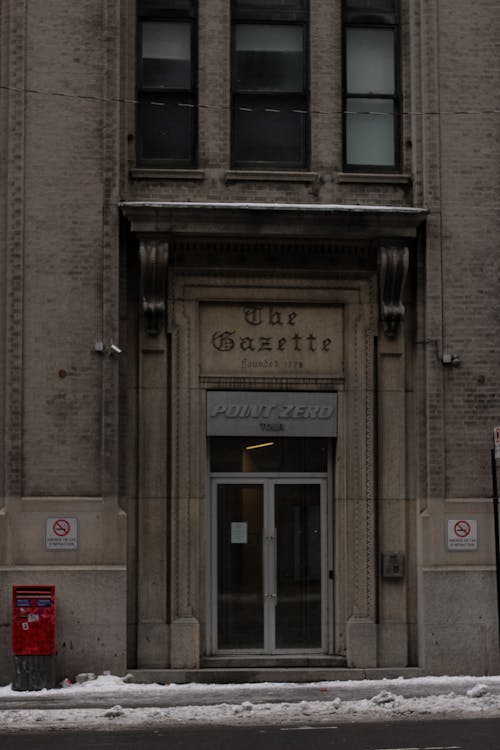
346,28,395,94
142,22,191,88
236,24,303,52
143,22,190,60
346,98,395,166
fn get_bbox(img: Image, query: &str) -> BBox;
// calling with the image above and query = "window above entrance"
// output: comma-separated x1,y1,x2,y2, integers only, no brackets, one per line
210,436,329,473
343,0,401,171
231,0,309,169
136,0,198,167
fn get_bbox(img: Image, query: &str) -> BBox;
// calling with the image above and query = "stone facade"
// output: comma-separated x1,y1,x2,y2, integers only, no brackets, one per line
0,0,499,682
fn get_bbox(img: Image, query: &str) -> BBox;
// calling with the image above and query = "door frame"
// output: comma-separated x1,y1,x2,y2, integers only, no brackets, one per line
209,474,330,655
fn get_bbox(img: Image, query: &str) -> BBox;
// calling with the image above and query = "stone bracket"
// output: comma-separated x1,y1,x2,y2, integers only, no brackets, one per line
139,239,169,335
378,245,409,338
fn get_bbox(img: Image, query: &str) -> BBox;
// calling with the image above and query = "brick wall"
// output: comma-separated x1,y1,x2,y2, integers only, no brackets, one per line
425,0,500,500
1,0,498,540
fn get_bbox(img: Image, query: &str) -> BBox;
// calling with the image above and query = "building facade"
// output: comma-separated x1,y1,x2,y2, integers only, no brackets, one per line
0,0,499,681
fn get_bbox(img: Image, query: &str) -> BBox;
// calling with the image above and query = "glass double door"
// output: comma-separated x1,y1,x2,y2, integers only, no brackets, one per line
213,478,326,653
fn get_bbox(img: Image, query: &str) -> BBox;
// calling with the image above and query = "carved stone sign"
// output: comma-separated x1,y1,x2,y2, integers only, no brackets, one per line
200,303,343,377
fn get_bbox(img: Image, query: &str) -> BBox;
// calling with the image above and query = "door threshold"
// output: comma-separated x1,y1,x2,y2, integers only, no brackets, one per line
201,655,347,669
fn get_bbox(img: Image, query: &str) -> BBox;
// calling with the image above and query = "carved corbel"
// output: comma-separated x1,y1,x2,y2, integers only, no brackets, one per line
378,245,409,338
139,239,169,335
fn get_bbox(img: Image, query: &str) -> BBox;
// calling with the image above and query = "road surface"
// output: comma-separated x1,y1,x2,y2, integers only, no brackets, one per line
1,717,499,750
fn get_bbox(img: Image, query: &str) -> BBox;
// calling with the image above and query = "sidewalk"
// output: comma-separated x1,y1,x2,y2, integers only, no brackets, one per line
1,672,500,710
1,674,500,731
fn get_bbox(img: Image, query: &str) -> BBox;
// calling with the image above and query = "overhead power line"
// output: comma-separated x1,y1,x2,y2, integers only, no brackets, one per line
1,84,498,118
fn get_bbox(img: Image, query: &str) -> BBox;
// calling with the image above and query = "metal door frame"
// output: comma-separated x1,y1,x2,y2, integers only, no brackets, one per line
209,474,329,654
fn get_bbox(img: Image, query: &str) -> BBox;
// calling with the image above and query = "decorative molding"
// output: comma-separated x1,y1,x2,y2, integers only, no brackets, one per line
130,168,205,181
139,239,169,335
365,328,377,621
378,245,409,338
5,0,27,504
171,297,197,621
224,170,318,183
337,172,412,185
101,0,122,502
350,306,364,617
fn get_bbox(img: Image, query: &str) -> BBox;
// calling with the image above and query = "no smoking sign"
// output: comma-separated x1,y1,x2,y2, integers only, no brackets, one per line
46,517,78,550
447,519,477,551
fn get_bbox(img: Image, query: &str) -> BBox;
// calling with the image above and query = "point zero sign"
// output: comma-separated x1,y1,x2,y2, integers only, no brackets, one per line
46,517,78,550
447,519,477,550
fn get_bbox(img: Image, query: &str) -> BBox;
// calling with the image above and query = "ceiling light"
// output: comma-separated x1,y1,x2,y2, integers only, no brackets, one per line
245,442,275,451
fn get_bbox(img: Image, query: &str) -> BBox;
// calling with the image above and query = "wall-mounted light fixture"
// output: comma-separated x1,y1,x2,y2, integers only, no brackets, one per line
441,353,461,368
94,342,123,356
417,340,462,368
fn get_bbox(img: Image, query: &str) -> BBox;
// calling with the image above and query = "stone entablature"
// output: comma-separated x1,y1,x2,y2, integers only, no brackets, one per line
121,200,427,344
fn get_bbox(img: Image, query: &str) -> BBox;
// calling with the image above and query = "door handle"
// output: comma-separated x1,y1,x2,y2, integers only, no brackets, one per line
264,531,278,601
273,529,277,599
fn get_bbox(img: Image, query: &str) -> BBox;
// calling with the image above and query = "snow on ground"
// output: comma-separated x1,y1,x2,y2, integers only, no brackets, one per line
1,675,500,732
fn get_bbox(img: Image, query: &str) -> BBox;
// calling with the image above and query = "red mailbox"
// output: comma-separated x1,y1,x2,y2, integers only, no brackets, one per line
12,585,56,656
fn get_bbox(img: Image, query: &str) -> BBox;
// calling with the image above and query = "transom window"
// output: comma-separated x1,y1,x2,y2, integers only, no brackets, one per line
231,0,309,170
210,437,329,473
343,0,401,171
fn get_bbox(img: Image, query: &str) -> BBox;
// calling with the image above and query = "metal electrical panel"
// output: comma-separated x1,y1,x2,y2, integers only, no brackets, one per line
382,552,405,579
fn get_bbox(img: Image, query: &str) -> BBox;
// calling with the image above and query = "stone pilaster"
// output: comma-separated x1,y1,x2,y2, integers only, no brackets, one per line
136,239,170,667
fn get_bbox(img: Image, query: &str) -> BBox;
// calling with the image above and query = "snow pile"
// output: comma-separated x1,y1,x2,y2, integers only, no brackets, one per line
0,674,500,731
466,683,489,698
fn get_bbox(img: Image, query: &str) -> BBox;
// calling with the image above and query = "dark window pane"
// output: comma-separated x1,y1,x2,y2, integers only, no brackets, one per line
233,0,307,19
233,96,307,167
217,484,264,649
141,22,191,88
235,24,304,92
345,0,395,10
233,0,306,10
346,97,395,166
344,0,397,24
276,484,322,648
139,0,196,16
210,437,328,473
138,96,195,163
